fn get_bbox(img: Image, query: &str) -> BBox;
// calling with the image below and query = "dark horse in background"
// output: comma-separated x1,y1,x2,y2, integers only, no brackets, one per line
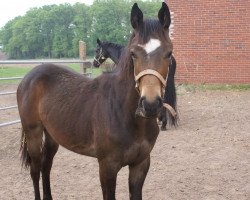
17,2,173,200
93,38,125,67
93,39,177,130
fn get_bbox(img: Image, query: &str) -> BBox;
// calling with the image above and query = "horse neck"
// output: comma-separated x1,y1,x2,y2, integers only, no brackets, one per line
112,55,139,113
106,44,124,64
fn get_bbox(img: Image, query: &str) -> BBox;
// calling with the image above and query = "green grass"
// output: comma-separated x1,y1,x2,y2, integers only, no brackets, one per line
0,66,33,78
179,83,250,92
0,64,102,83
1,65,249,91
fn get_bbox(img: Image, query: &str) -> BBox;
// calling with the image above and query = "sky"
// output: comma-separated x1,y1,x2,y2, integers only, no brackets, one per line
0,0,94,28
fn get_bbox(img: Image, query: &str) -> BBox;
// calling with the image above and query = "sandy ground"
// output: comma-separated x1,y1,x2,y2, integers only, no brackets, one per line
0,83,249,200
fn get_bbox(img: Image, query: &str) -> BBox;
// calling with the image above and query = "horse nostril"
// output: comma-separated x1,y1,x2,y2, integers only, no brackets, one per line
157,97,163,107
137,96,163,118
139,96,146,107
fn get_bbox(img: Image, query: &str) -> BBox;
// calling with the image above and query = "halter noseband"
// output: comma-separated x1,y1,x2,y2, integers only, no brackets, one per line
134,65,170,95
135,69,167,88
94,47,106,66
134,56,172,94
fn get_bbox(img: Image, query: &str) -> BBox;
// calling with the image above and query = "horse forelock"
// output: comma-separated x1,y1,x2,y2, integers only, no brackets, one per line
137,19,169,43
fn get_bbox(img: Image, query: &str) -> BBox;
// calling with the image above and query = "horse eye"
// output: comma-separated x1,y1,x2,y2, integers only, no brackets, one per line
131,51,137,59
166,51,172,59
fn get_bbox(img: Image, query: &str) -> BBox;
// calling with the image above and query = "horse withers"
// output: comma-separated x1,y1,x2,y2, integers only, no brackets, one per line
17,2,173,200
93,39,177,130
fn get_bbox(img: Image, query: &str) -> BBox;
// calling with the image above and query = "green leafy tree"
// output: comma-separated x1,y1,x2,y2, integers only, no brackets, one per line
0,19,16,57
37,5,57,58
7,17,27,58
90,0,131,46
0,0,163,59
51,4,75,58
72,3,92,56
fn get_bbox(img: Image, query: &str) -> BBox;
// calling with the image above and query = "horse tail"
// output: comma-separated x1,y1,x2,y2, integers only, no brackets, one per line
20,128,31,168
165,56,178,126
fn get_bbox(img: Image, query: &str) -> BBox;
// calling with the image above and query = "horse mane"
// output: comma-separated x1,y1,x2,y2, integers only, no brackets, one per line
101,41,124,50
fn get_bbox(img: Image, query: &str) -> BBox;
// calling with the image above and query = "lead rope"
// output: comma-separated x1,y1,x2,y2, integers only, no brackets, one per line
163,103,177,118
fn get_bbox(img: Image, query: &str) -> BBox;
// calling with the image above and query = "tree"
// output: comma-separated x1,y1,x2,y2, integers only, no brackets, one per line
72,3,92,56
0,0,163,59
90,0,131,46
51,4,75,58
37,5,57,58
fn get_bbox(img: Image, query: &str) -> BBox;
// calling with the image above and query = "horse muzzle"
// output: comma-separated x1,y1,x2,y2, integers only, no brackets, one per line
134,70,166,118
136,96,163,118
93,59,101,68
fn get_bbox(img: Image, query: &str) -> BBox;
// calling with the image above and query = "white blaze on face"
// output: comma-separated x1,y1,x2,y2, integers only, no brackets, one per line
138,38,161,54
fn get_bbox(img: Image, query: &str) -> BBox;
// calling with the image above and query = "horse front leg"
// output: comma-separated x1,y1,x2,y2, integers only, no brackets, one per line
129,156,150,200
98,158,121,200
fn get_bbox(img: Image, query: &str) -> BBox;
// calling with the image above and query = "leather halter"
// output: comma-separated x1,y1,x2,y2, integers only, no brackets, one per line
134,68,168,94
94,48,106,66
133,55,176,117
134,56,173,94
134,62,177,118
135,69,166,87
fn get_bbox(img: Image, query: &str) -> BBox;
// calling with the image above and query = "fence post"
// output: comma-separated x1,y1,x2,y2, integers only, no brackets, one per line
79,41,86,74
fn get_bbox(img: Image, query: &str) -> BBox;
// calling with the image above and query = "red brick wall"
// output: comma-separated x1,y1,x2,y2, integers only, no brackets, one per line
167,0,250,84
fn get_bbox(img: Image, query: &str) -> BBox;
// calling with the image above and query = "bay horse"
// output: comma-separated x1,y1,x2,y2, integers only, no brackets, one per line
93,39,177,130
17,2,173,200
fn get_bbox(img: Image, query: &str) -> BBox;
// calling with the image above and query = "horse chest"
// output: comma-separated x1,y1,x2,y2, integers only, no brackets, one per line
124,139,153,164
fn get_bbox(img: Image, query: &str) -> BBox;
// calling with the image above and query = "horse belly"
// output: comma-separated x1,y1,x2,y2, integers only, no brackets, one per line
42,121,97,157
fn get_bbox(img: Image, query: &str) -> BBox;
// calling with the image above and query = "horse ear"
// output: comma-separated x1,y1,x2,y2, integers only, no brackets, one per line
131,3,143,29
97,38,101,45
158,2,171,30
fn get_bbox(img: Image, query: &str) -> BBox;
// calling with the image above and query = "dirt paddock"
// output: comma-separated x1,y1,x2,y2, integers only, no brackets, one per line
0,83,249,200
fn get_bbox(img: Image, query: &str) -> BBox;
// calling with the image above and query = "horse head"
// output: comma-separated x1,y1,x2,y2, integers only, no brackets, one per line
93,38,110,67
130,2,173,118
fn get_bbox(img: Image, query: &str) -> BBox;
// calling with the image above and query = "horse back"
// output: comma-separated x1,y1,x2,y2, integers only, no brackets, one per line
17,64,88,110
